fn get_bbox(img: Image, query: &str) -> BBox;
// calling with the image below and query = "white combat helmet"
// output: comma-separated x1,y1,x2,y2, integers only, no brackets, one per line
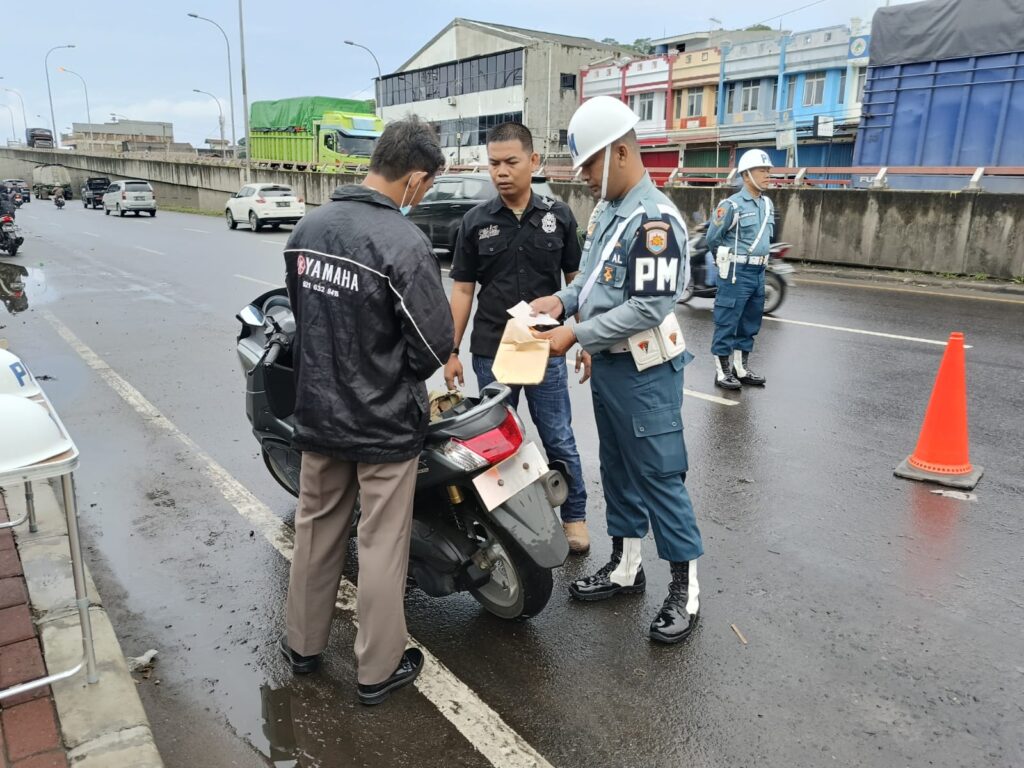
567,96,640,200
0,394,73,474
737,149,773,174
0,349,42,399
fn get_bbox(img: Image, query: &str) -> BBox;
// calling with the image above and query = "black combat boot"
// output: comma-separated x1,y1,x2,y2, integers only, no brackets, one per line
714,355,742,390
569,537,645,601
733,350,766,386
649,561,699,644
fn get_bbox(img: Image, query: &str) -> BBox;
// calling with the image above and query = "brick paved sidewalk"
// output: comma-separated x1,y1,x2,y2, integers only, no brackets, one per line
0,493,69,768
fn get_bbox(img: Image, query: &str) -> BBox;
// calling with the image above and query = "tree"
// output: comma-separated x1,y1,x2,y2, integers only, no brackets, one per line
601,37,654,55
745,24,772,31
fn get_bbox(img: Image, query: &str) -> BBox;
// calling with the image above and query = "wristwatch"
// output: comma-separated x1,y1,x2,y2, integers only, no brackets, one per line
450,347,460,357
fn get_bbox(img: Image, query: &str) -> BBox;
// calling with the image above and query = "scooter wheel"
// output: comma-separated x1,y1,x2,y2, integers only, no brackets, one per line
467,515,553,620
763,272,786,315
677,277,694,304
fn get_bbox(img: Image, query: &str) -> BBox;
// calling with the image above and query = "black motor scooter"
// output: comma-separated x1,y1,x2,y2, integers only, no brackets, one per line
236,289,570,620
0,215,23,257
678,222,795,314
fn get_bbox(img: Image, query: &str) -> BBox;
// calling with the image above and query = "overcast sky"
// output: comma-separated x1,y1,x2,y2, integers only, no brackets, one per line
3,0,912,147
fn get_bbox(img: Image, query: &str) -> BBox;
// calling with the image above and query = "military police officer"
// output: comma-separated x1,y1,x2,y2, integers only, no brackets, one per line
532,96,703,645
705,149,775,390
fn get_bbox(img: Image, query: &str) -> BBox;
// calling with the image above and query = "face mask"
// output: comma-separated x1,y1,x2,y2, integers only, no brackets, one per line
399,174,423,216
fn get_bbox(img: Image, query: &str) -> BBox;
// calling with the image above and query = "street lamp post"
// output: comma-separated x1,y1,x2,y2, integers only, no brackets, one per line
237,0,251,180
344,40,383,117
187,12,237,155
193,89,225,155
4,88,29,137
0,104,15,144
58,67,91,124
44,44,75,147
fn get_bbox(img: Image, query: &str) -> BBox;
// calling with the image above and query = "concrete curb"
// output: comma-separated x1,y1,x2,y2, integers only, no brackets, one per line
6,481,164,768
797,262,1024,297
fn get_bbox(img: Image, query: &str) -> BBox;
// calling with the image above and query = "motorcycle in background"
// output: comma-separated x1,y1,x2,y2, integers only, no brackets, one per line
678,221,795,314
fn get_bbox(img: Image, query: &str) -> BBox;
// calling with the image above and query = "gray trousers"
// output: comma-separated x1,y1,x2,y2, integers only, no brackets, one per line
285,451,418,685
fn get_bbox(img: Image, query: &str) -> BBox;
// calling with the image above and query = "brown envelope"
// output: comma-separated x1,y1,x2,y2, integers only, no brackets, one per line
492,318,551,385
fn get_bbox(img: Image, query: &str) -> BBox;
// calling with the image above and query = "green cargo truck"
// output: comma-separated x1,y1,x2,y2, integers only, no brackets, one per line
249,96,384,172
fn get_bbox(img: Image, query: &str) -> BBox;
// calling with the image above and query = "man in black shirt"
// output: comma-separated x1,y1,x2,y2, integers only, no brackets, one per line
444,123,591,554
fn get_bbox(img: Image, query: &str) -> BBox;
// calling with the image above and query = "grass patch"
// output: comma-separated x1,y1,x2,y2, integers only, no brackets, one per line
1012,275,1024,285
937,272,960,279
970,273,989,281
160,205,222,217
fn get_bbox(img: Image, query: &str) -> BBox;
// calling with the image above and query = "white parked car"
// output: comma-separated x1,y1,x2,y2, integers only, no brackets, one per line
103,180,157,217
225,183,305,231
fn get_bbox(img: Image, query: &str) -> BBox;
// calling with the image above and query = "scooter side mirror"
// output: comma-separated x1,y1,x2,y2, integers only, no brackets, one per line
237,305,265,327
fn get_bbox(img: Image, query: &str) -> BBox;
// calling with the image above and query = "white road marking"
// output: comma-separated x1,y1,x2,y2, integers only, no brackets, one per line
798,277,1024,305
135,246,164,256
235,274,280,288
763,316,973,348
684,388,738,406
24,214,38,220
82,232,99,238
183,228,209,234
41,310,556,768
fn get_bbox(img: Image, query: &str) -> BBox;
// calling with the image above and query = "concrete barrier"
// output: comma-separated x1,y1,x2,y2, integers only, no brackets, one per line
2,147,1021,278
550,182,1024,279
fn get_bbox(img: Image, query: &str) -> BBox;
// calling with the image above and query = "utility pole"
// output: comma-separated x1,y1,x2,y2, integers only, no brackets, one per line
238,0,251,181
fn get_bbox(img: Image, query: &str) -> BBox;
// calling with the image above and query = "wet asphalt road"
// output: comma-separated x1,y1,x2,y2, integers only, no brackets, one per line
1,200,1023,768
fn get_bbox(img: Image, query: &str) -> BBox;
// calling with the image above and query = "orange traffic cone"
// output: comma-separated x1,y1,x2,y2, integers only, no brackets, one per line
894,332,983,489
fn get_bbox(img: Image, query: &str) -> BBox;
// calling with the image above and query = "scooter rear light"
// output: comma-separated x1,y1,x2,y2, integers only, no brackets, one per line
773,247,790,259
452,410,524,466
0,215,12,224
441,441,490,472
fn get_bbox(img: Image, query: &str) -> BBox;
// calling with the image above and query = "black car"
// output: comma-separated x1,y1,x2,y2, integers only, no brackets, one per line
2,179,31,203
407,173,560,253
80,177,112,209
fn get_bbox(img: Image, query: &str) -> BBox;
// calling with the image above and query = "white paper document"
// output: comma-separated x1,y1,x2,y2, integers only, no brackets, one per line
507,301,560,328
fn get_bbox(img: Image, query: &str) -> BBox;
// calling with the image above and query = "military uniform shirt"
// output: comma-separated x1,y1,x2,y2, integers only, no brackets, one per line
556,174,689,354
705,188,775,260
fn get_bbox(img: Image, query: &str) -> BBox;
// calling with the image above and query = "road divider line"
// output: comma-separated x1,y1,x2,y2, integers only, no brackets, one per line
183,228,209,234
797,277,1024,304
764,316,973,348
235,274,280,288
135,246,164,256
41,309,555,768
684,388,738,406
81,232,100,238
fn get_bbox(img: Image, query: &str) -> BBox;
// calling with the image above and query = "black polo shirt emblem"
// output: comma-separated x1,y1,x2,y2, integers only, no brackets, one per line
541,212,557,233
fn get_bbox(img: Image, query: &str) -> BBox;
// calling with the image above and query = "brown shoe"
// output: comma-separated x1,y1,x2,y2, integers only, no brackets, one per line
563,521,590,555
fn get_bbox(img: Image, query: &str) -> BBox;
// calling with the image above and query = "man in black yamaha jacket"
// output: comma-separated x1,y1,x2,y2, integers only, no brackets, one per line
279,117,454,706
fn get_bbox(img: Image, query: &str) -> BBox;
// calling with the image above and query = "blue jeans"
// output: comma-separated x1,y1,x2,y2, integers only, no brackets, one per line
472,355,587,523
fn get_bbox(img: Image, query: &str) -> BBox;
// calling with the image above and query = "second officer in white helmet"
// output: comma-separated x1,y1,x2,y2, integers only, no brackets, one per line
705,149,776,390
531,96,703,645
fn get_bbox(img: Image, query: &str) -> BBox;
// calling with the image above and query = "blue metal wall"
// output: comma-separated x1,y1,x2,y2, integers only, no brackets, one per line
855,52,1024,166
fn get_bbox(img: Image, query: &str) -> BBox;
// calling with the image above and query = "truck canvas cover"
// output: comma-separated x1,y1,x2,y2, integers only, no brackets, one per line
870,0,1024,66
250,97,376,132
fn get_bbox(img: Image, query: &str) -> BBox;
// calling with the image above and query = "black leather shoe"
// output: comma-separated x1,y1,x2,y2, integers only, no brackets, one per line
649,602,699,644
278,635,321,675
357,648,424,706
734,351,766,386
569,564,646,601
714,355,742,390
649,561,699,644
